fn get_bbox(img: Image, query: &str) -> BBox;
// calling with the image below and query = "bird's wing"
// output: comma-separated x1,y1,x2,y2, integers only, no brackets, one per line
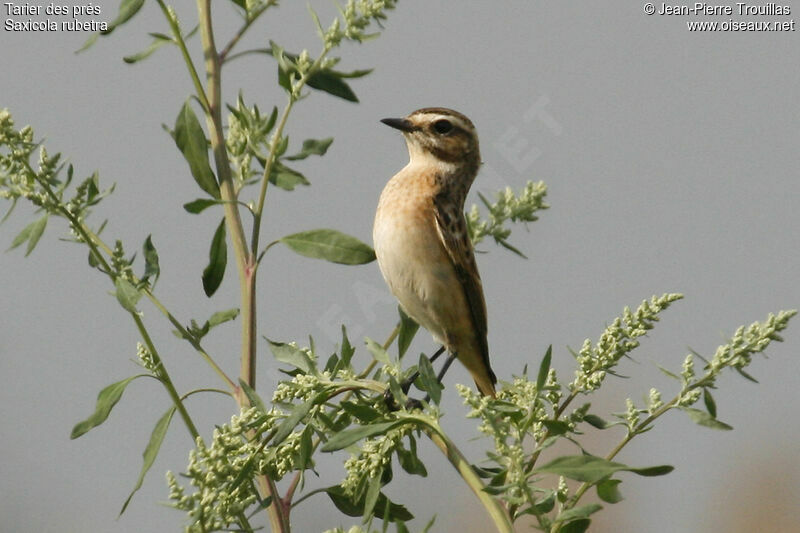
432,193,496,393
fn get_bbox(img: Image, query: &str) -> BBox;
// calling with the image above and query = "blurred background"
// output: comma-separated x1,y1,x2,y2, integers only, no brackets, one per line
1,2,798,531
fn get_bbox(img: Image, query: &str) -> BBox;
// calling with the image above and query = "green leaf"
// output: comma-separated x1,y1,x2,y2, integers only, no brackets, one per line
534,492,555,514
270,41,293,92
397,307,419,359
340,325,355,368
681,407,733,430
266,338,315,374
583,414,614,430
174,100,220,199
273,395,318,446
206,308,239,329
183,198,221,214
387,376,405,407
335,68,374,79
364,471,382,518
202,218,227,297
71,375,144,438
628,464,674,476
296,424,314,471
557,504,602,523
703,388,717,418
307,5,324,37
420,516,436,533
26,214,48,256
76,32,100,53
537,345,552,391
541,419,570,436
119,406,175,516
142,235,160,287
239,379,268,415
326,486,413,522
596,479,623,503
1,197,17,224
285,137,334,160
534,455,674,483
416,353,443,405
269,161,310,191
88,248,103,269
340,401,381,423
307,69,359,102
396,436,427,477
559,519,591,533
123,33,172,64
9,220,35,250
365,338,390,364
657,364,681,381
321,421,403,452
279,229,376,265
115,277,143,313
735,367,759,383
101,0,145,35
8,215,48,256
275,135,289,157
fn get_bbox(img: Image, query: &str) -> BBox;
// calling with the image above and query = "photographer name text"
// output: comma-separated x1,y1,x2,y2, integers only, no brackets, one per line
655,2,789,15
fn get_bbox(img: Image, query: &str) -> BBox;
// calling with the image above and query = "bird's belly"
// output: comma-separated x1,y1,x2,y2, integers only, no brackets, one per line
373,210,459,345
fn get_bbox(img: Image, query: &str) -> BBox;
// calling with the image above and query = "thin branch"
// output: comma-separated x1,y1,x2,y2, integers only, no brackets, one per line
219,5,274,63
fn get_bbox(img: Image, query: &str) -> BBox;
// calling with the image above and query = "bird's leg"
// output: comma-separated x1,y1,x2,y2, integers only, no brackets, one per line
383,345,446,411
436,352,457,382
401,345,446,393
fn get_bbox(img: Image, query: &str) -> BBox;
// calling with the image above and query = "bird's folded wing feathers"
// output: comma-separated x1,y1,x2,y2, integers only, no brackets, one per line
432,196,495,385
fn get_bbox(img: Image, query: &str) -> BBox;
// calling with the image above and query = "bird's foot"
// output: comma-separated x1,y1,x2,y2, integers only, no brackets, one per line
383,388,424,412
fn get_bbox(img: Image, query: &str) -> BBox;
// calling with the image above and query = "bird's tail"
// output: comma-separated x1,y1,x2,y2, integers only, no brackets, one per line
460,344,497,397
474,371,497,397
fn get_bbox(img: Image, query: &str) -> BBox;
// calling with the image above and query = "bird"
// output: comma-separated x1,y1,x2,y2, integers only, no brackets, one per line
373,107,497,397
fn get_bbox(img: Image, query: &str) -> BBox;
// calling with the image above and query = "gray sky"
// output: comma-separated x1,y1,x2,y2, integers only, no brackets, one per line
2,2,799,532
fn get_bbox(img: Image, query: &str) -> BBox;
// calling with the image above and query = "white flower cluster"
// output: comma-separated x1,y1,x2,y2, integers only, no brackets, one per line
136,341,160,375
467,180,549,251
341,426,409,497
166,407,285,532
571,294,684,393
709,311,795,372
0,112,49,207
322,0,398,47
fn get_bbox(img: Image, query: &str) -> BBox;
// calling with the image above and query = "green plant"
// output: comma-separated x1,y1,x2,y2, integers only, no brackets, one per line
1,2,795,532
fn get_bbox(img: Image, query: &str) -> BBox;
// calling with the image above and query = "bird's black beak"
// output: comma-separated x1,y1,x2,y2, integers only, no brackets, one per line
380,117,415,132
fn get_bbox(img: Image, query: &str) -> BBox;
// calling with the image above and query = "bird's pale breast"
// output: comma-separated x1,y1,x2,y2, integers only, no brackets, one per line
373,166,471,348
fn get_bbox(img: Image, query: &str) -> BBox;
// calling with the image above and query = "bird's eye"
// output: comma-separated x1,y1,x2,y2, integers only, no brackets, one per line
432,119,453,134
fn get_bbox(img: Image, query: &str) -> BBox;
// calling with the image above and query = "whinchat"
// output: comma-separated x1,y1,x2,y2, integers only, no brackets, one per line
373,108,497,397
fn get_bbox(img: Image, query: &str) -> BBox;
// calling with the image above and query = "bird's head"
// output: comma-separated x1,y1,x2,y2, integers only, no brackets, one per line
381,108,480,170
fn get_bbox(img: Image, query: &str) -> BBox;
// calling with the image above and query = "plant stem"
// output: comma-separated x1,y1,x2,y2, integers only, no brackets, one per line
30,165,239,425
250,95,292,254
191,2,289,531
288,487,329,508
552,386,701,533
250,44,332,256
192,0,256,393
73,211,236,392
155,1,210,114
219,4,273,63
527,390,578,470
283,326,400,506
132,312,200,439
425,420,514,533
